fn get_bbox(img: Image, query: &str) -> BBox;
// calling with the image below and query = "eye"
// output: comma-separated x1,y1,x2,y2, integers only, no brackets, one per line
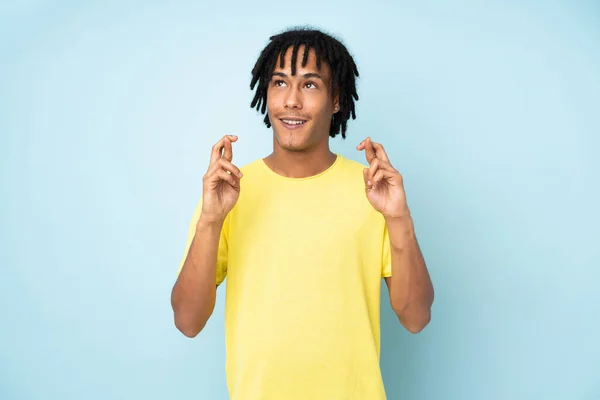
272,79,286,87
305,81,318,89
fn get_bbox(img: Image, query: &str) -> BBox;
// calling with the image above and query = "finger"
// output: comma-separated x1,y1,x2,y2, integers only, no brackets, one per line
369,157,395,182
363,167,371,188
371,170,386,190
370,141,390,163
367,158,380,183
356,138,368,150
373,168,401,186
373,158,395,172
214,158,243,177
223,136,235,161
207,159,243,179
204,167,238,188
209,138,226,165
214,169,239,188
372,169,389,185
365,137,376,163
210,135,238,165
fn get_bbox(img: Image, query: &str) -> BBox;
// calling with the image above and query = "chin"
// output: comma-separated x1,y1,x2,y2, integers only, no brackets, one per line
274,129,312,152
279,140,311,152
282,144,310,152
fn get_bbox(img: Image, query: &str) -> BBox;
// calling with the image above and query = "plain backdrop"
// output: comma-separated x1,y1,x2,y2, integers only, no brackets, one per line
1,1,599,399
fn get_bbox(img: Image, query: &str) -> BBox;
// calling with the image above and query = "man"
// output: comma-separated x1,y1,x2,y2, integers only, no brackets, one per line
171,27,434,400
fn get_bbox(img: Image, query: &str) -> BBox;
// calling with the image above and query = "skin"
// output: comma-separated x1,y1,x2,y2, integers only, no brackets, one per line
262,45,340,178
171,44,434,337
357,137,434,333
171,135,242,337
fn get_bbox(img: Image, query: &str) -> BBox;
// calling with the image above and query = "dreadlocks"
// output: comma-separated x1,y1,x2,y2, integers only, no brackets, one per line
250,27,359,139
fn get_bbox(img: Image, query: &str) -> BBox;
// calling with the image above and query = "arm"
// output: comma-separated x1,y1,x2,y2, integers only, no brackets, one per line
357,136,434,334
170,134,242,338
384,215,434,334
171,215,224,338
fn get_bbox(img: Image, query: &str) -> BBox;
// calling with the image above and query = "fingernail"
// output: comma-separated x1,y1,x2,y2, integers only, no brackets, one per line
239,172,243,177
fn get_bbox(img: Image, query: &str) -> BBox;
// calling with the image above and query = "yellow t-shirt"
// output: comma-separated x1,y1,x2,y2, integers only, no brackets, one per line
179,154,392,400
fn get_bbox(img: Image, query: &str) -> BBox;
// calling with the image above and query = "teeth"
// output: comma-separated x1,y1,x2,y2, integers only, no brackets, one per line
282,119,305,125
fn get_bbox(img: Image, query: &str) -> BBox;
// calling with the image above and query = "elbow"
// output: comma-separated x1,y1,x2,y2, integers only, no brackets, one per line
171,285,215,338
172,296,211,338
394,306,431,334
404,313,431,334
174,313,206,338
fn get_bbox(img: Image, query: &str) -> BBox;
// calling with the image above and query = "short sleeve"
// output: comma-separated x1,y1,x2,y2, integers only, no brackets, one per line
382,222,392,278
177,197,229,286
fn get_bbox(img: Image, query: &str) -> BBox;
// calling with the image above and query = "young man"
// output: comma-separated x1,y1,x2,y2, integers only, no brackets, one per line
171,28,434,400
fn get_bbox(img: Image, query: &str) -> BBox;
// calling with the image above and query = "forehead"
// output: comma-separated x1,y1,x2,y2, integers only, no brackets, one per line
273,45,331,77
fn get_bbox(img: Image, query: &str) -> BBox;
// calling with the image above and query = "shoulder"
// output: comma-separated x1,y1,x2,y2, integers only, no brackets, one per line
236,158,264,177
336,155,369,182
239,158,263,171
338,155,368,172
233,158,270,190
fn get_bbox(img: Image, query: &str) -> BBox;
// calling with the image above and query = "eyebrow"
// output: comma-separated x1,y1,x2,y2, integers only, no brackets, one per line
271,72,323,80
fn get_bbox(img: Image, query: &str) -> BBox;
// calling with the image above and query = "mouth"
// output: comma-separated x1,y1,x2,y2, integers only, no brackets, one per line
280,117,307,130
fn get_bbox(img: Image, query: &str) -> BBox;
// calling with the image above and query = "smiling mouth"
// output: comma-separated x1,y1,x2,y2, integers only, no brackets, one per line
280,119,307,126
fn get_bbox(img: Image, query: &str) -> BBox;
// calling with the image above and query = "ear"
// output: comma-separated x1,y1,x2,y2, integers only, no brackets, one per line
333,94,340,114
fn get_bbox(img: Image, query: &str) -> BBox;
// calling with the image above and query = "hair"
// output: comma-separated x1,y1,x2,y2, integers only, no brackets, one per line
250,27,359,139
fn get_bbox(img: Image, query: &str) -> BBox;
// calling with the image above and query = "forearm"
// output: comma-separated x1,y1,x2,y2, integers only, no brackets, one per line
171,215,223,337
386,215,434,333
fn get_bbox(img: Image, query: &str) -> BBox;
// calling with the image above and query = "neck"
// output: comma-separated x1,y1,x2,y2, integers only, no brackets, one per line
263,139,337,179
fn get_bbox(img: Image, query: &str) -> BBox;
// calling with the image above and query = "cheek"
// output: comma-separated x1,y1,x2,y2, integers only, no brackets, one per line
314,100,334,120
265,89,279,107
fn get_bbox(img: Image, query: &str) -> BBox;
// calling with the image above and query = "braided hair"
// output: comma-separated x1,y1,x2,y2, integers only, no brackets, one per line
250,27,359,139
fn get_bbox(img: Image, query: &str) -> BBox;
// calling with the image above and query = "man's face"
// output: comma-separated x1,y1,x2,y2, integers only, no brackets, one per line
266,45,339,152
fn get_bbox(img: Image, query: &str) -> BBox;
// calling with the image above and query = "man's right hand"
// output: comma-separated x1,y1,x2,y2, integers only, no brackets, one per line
200,135,243,224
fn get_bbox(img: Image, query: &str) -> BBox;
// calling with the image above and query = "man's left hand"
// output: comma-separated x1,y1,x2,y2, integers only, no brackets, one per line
357,137,410,219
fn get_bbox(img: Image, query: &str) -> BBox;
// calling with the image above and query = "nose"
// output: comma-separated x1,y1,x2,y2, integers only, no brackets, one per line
284,86,302,110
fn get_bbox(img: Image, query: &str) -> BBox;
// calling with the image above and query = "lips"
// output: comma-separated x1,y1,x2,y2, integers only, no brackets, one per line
280,117,307,130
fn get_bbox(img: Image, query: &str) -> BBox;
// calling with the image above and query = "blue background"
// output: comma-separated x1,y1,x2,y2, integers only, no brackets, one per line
1,1,599,399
